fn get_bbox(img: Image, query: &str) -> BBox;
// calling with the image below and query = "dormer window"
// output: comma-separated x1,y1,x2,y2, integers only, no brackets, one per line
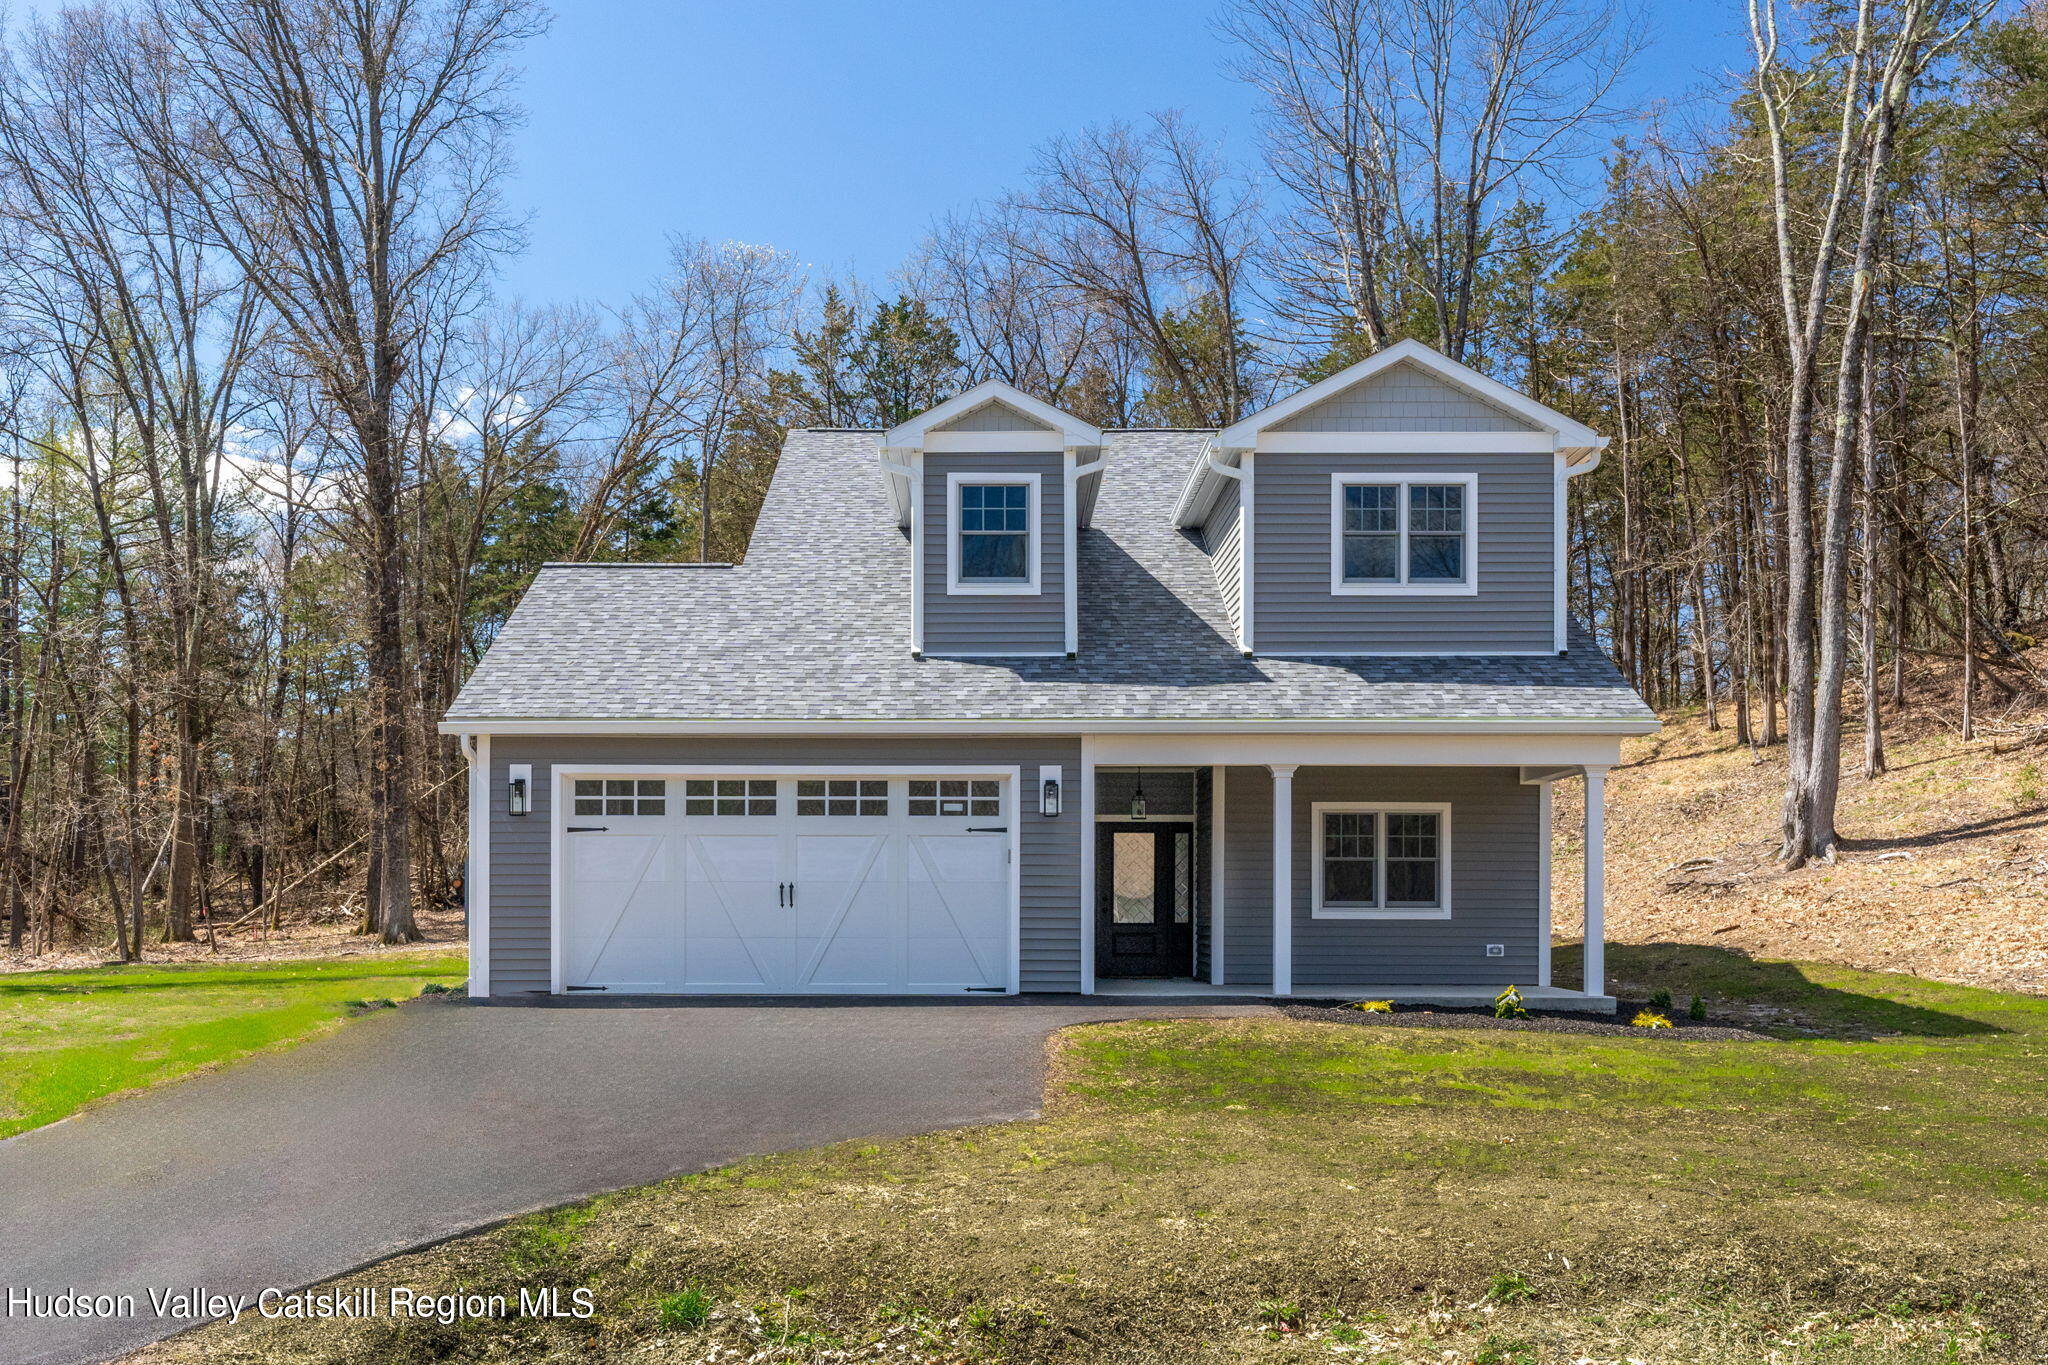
1330,474,1478,596
947,473,1040,595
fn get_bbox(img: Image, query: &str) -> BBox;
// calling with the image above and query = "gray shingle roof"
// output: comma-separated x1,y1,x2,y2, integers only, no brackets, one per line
444,431,1655,727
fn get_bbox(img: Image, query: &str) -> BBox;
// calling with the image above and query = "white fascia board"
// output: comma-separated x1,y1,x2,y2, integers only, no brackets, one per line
1216,338,1603,451
440,716,1659,738
882,379,1103,450
1256,431,1556,455
923,430,1068,453
1086,731,1629,768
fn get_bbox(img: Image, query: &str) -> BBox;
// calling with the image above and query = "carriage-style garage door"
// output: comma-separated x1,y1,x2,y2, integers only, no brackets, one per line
559,770,1014,994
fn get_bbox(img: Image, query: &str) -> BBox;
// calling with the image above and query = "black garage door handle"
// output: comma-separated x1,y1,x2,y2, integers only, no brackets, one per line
566,826,608,832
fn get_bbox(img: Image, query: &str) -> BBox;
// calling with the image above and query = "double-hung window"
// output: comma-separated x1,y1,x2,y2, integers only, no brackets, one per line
1311,803,1451,918
1331,474,1478,595
947,473,1039,594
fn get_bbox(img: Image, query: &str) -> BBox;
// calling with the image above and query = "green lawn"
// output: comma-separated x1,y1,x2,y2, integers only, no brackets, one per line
137,945,2048,1365
0,955,466,1137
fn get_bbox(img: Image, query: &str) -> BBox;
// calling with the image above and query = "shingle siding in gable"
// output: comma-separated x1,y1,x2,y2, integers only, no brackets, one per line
923,451,1067,656
1252,451,1555,654
1272,363,1538,433
934,399,1054,432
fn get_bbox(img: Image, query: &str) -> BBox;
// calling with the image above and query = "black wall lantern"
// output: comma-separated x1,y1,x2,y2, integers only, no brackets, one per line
507,763,532,817
1039,764,1062,817
1129,769,1147,821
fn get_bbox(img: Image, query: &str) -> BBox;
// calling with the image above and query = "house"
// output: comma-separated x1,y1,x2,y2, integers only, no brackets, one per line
440,340,1657,1010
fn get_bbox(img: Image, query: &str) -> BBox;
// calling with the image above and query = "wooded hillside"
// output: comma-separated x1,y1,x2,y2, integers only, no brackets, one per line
1,0,2042,961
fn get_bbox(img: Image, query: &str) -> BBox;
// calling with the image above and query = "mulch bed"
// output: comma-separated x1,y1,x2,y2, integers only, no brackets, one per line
1280,1001,1771,1041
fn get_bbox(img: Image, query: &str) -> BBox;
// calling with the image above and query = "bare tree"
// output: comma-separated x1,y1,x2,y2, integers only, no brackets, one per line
1007,113,1261,425
1221,0,1639,360
152,0,542,940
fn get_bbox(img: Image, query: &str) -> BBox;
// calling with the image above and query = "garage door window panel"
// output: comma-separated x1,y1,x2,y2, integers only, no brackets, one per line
574,779,666,817
685,779,777,816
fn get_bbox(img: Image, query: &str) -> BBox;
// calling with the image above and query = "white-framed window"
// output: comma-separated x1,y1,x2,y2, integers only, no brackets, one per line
908,779,1001,817
1310,802,1452,919
946,471,1040,595
573,779,666,817
1329,473,1479,596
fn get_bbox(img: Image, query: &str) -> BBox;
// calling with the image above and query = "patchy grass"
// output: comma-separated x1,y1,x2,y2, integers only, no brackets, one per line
0,955,465,1137
1553,701,2048,995
138,947,2048,1364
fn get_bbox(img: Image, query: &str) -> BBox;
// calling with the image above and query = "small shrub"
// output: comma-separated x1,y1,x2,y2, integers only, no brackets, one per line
1475,1334,1538,1365
1255,1299,1302,1330
1348,999,1395,1013
1648,987,1674,1013
1632,1009,1673,1028
657,1286,714,1331
1688,993,1708,1021
1493,985,1528,1020
420,982,451,995
1484,1271,1535,1304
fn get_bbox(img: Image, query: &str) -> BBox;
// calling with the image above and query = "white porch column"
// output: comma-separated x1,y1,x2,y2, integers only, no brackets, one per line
1582,764,1608,998
1269,764,1297,996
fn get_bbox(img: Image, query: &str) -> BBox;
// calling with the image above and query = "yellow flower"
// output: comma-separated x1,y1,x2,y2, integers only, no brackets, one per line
1349,999,1395,1013
1632,1010,1674,1028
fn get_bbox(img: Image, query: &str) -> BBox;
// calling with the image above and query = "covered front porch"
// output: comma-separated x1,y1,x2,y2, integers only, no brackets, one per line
1077,731,1618,1013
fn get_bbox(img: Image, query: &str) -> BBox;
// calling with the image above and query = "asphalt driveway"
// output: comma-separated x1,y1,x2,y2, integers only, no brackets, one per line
0,994,1268,1365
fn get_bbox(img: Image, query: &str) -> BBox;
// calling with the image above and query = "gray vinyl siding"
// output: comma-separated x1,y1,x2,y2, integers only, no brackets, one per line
1273,363,1537,433
1206,482,1244,641
1221,765,1541,986
484,734,1084,995
1251,451,1555,654
1221,766,1273,986
934,399,1053,432
923,451,1066,656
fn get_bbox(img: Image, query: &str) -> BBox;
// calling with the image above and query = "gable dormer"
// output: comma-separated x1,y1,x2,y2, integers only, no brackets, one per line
879,382,1104,659
1174,340,1605,658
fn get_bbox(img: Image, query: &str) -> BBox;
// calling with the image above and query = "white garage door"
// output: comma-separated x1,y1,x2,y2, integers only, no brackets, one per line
560,773,1013,995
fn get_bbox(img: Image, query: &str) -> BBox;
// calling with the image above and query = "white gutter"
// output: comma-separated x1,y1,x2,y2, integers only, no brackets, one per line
440,716,1660,737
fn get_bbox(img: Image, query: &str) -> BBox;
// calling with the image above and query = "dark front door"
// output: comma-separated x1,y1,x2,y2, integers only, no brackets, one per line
1096,823,1195,978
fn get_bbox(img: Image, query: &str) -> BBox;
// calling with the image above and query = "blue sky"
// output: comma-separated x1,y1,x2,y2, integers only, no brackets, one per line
499,1,1757,310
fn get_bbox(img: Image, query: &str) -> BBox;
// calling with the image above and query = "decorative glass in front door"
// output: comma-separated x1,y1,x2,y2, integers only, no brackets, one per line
1096,823,1195,977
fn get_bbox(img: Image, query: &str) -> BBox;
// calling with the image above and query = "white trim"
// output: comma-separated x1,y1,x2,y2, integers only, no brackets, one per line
1553,455,1568,654
550,763,1023,997
1085,732,1626,769
1269,764,1296,995
923,431,1065,453
1239,451,1256,652
1256,649,1558,658
1079,739,1096,994
944,471,1042,596
1537,780,1554,987
1209,764,1226,985
1309,801,1453,920
442,719,1657,740
1258,431,1554,455
464,734,491,998
1329,472,1479,597
1215,339,1602,452
1063,450,1080,655
1582,764,1607,998
882,379,1104,450
910,450,926,653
